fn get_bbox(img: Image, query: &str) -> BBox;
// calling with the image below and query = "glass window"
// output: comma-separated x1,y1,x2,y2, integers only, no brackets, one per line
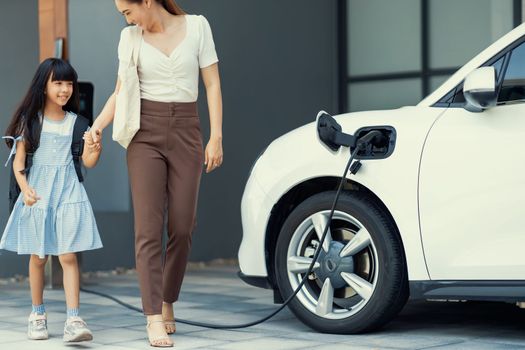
344,0,518,111
348,79,422,112
499,41,525,103
430,75,452,93
429,0,513,69
347,0,421,76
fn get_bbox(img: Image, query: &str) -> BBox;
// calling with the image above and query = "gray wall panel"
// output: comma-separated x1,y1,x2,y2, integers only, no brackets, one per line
0,1,39,277
0,0,338,277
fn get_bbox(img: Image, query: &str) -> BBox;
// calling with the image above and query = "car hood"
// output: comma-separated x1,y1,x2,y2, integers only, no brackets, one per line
268,106,429,149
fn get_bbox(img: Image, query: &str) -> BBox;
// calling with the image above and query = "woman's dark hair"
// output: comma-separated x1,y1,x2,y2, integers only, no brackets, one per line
5,58,79,151
126,0,185,15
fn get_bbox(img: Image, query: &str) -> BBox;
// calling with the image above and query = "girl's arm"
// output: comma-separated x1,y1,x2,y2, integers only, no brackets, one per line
91,78,122,140
13,140,29,192
82,131,102,168
201,63,223,173
13,141,40,205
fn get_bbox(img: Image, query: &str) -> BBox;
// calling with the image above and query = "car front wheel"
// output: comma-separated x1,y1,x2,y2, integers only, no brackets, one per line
275,191,408,333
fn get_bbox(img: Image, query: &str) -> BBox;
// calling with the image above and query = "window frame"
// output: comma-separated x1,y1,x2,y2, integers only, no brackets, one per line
433,36,525,108
339,0,523,113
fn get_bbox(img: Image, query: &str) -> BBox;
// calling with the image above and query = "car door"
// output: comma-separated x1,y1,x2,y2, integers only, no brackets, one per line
419,39,525,280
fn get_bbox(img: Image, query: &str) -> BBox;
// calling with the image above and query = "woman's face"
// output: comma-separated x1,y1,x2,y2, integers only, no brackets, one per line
45,73,73,108
115,0,150,27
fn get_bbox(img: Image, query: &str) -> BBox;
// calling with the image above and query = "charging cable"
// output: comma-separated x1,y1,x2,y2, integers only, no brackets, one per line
81,132,373,329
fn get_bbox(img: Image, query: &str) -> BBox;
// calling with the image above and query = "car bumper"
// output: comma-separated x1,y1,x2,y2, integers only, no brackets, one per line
238,172,272,278
237,271,273,289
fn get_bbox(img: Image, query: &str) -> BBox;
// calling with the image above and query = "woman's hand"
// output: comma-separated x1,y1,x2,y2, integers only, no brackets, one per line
90,124,103,145
204,136,223,173
23,187,40,206
84,130,101,153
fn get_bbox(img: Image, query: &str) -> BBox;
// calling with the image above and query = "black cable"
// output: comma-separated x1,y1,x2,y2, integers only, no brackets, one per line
80,144,361,329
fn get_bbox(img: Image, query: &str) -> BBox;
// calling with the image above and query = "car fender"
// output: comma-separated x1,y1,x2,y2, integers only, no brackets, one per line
247,106,446,281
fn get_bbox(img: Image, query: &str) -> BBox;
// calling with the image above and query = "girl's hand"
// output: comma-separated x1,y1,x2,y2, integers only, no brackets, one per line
23,187,40,206
204,137,223,173
84,131,101,153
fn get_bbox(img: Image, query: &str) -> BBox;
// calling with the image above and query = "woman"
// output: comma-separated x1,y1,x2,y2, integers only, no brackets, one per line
90,0,223,347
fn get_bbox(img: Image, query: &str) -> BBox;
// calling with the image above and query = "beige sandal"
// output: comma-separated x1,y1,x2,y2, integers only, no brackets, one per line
146,320,173,348
163,319,176,334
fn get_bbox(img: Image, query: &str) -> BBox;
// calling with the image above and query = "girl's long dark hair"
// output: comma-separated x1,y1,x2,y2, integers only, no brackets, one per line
5,58,79,151
125,0,185,15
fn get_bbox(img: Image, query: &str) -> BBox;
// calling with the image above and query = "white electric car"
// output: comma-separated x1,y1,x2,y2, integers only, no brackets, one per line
239,23,525,333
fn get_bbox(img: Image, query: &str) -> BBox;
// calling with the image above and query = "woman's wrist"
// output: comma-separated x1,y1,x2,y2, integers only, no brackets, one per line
210,133,222,141
92,118,103,131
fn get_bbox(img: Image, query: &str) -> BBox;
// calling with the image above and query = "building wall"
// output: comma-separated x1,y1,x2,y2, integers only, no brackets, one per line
345,0,520,112
0,0,340,277
3,0,521,278
0,1,40,277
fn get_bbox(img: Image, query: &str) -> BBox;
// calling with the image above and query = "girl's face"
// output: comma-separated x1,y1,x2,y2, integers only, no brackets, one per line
45,73,73,107
115,0,151,28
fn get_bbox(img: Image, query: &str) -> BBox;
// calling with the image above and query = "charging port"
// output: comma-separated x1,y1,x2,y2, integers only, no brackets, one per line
352,126,396,160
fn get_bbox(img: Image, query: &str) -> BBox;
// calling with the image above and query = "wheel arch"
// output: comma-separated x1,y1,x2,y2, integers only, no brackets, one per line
264,177,408,290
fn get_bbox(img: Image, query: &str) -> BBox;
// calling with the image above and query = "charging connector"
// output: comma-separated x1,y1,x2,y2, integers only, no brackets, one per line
80,112,389,330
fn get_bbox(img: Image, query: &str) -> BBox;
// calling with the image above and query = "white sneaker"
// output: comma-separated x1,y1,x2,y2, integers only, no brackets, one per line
28,312,49,340
63,316,93,342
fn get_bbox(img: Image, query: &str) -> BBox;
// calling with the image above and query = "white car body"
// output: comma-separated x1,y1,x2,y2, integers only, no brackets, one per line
239,22,525,288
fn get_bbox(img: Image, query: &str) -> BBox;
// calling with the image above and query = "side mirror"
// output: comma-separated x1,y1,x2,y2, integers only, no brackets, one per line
463,66,497,112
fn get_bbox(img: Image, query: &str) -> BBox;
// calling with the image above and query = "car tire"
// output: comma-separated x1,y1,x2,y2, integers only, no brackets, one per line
275,190,408,333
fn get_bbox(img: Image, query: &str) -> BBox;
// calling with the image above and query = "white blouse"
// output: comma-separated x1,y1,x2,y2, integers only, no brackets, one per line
117,14,219,103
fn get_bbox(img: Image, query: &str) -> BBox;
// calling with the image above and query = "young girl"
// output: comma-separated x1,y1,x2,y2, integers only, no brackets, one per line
0,58,102,342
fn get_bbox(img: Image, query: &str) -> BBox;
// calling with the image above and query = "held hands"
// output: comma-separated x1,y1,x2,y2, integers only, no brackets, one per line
84,129,102,153
90,127,103,144
204,136,223,173
23,187,41,206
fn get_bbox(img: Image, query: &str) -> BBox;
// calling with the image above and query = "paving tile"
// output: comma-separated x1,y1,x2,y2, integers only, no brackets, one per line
0,329,29,343
0,321,20,330
213,336,323,350
86,314,145,328
308,344,395,350
189,328,265,341
112,335,226,350
427,341,525,349
337,332,465,350
88,327,147,345
473,331,525,347
2,266,525,349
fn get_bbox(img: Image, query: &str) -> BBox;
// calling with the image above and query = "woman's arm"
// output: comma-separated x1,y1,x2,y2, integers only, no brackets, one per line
91,78,122,142
201,63,223,173
202,63,222,140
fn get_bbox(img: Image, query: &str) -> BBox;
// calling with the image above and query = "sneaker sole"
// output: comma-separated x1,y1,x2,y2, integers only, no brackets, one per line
28,334,49,340
63,331,93,343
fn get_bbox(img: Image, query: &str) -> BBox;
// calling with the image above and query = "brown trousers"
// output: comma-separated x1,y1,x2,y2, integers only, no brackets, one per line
127,99,204,315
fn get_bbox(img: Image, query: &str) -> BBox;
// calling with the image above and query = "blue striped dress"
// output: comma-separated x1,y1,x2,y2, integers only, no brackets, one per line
0,112,102,258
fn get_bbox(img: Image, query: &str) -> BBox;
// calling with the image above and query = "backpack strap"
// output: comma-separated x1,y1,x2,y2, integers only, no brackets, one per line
22,116,42,176
71,114,90,183
8,160,20,213
3,136,25,213
2,136,23,167
5,115,41,213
